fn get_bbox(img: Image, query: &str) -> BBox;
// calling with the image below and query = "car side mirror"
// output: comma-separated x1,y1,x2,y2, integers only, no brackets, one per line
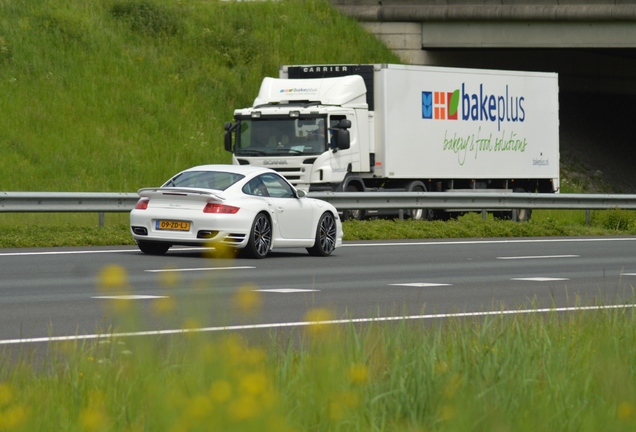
296,189,307,198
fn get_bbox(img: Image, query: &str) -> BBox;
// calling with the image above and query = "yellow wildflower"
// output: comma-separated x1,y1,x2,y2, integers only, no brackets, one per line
0,405,28,430
240,372,268,396
152,297,176,315
348,363,369,384
210,380,232,403
618,402,635,420
158,268,180,287
97,265,128,292
303,308,335,337
0,383,12,407
234,285,261,314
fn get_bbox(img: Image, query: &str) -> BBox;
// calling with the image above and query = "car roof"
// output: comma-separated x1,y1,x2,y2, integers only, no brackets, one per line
182,164,274,176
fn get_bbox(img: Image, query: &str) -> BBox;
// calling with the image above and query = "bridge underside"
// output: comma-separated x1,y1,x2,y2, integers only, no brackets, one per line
334,3,636,192
335,4,636,94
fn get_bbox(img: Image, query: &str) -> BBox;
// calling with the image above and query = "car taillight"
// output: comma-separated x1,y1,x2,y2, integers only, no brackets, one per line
203,203,240,214
135,198,149,210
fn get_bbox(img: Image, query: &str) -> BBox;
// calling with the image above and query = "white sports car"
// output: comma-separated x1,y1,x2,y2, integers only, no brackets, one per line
130,164,342,258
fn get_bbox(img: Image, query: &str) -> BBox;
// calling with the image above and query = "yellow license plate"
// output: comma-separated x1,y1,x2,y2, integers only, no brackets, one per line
156,220,191,231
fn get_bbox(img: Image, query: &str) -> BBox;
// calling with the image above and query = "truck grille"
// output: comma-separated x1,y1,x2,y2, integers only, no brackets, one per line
271,167,302,181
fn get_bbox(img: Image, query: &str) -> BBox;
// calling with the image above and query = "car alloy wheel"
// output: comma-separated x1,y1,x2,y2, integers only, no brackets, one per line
307,212,336,256
245,212,272,258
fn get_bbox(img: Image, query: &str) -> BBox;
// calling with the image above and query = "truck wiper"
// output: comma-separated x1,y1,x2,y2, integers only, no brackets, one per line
236,149,267,156
267,149,304,156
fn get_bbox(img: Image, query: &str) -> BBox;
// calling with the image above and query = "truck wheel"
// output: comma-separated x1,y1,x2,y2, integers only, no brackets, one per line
342,184,364,221
307,212,337,256
513,188,533,222
405,181,432,221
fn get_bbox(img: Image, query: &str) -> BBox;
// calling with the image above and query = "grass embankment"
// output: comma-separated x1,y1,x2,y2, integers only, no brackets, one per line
0,0,398,192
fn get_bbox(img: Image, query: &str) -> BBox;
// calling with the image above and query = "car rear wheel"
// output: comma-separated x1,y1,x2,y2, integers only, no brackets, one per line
137,241,170,255
243,212,272,259
307,212,337,257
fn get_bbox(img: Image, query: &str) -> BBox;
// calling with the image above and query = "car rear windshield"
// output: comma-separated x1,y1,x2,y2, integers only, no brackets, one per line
163,171,244,190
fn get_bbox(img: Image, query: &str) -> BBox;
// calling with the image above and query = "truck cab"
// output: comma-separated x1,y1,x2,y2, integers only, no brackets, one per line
224,75,370,193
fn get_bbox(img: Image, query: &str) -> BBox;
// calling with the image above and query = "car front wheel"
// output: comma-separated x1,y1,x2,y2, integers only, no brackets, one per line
243,212,272,259
307,212,337,257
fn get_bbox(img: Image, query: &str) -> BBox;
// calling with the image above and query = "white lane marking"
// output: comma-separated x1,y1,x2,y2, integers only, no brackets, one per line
511,277,570,282
344,238,636,247
498,255,579,260
1,237,635,257
623,273,636,276
390,283,452,287
145,266,255,273
0,247,209,257
1,304,633,345
255,289,319,293
93,295,168,300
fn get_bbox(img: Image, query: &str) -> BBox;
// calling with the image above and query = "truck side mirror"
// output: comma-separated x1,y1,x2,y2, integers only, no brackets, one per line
338,119,352,129
224,122,233,152
335,129,350,150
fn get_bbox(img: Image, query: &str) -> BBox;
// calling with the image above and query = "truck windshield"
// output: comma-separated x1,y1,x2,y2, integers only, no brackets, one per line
235,117,327,156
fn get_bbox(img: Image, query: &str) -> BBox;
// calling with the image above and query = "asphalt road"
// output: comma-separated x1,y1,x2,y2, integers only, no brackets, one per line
1,236,635,345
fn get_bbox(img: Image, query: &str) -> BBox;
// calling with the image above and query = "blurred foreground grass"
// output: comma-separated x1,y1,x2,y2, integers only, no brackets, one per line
1,263,635,431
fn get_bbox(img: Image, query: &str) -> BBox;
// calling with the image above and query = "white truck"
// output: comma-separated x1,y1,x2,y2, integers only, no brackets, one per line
224,64,559,220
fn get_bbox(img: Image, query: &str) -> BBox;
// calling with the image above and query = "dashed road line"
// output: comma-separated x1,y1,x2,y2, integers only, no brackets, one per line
145,266,255,273
497,255,579,260
255,289,319,293
511,277,570,282
92,295,168,300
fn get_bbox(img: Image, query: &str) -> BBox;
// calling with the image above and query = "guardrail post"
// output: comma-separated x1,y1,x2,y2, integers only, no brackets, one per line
99,212,104,228
482,210,487,220
586,209,590,226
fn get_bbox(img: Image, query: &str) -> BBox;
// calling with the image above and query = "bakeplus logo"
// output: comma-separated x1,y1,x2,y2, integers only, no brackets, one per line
280,87,318,94
421,90,459,120
422,84,526,131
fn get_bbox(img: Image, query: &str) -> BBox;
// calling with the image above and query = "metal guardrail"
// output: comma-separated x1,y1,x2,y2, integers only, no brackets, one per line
0,192,139,213
2,191,636,225
308,192,636,211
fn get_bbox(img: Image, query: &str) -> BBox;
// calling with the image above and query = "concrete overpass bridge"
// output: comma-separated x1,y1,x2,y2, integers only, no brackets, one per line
331,0,636,193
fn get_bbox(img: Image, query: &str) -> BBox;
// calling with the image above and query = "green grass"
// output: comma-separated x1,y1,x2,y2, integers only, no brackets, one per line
0,0,399,193
2,292,636,431
2,208,636,248
2,2,636,431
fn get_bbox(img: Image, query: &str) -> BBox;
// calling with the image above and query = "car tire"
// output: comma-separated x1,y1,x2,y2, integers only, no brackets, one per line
307,212,337,257
242,212,272,259
137,241,170,255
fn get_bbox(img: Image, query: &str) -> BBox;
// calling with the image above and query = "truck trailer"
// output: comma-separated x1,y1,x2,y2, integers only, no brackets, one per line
224,64,559,220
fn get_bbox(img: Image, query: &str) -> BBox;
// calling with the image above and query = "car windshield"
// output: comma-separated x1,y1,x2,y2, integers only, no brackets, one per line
163,171,244,190
235,117,327,156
